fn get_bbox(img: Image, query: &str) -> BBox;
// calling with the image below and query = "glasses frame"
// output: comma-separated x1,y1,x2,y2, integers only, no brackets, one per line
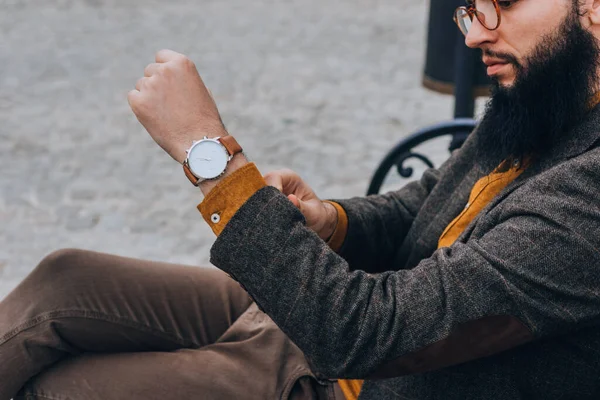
454,0,502,36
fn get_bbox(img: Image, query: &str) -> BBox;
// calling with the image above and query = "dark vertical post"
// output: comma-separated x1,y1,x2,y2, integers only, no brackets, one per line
453,31,476,118
449,31,477,150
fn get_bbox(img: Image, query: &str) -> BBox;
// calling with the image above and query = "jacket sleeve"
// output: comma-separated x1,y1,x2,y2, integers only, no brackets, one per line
332,165,442,273
209,158,600,379
330,131,478,273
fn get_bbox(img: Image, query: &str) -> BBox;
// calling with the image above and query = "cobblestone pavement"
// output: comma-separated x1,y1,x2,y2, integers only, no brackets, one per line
0,0,485,299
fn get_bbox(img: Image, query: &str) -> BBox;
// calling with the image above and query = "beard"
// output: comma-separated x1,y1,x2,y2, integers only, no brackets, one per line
475,12,600,170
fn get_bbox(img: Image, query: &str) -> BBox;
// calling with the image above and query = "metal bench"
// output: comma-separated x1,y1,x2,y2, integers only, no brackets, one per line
366,118,477,195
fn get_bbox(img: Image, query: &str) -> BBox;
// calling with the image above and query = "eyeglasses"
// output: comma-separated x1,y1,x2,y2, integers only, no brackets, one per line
454,0,514,36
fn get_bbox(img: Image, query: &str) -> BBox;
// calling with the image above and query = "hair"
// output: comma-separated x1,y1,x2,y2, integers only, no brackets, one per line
574,0,587,17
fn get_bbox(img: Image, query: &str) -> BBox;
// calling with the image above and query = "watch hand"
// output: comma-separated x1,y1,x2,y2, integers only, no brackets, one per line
196,157,212,161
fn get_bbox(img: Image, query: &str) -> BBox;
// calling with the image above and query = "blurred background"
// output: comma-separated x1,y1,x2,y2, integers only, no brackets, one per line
0,0,487,299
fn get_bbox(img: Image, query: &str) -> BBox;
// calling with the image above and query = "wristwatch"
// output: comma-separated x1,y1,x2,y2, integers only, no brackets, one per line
182,135,243,186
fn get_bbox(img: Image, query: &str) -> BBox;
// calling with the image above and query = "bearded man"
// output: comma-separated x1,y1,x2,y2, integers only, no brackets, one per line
2,0,600,399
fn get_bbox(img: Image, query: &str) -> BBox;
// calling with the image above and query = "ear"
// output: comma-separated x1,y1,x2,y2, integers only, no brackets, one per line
588,0,600,25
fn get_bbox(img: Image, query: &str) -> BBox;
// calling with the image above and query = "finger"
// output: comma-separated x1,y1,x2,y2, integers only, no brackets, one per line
135,77,147,91
144,63,162,77
266,169,306,197
277,169,301,191
264,172,283,191
155,49,184,63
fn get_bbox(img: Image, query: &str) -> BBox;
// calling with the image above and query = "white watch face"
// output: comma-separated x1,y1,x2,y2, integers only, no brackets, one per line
187,140,229,179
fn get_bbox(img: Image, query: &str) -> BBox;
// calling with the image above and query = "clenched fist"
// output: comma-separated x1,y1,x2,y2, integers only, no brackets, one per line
128,49,227,164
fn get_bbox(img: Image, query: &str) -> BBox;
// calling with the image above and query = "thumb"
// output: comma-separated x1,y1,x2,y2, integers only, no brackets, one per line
288,194,302,210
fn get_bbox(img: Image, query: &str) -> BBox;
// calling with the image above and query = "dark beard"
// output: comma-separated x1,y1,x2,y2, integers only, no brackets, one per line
475,13,600,170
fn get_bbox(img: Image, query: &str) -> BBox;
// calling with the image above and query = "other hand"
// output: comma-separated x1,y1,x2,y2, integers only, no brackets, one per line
264,170,338,240
128,49,227,164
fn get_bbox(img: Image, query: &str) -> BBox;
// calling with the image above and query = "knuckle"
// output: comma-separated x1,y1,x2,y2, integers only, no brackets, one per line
161,65,175,77
180,56,196,69
129,94,146,108
136,77,147,89
146,75,158,86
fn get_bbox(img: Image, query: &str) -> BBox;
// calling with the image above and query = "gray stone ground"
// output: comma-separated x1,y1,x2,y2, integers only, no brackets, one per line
0,0,485,299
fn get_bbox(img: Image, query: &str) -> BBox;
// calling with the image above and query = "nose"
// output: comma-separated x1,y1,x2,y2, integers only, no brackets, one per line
465,15,497,49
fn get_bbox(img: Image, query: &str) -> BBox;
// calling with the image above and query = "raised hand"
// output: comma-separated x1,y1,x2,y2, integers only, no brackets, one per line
128,49,227,164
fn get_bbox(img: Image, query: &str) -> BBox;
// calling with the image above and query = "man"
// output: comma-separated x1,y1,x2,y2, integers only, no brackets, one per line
2,0,600,398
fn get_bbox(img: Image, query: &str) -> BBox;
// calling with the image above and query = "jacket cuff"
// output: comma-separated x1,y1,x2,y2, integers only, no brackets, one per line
209,186,305,294
197,162,266,236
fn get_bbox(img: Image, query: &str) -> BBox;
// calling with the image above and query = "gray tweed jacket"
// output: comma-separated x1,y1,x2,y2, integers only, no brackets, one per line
211,105,600,399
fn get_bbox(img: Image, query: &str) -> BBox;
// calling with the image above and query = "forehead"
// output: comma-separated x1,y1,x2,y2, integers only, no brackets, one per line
467,0,569,8
499,0,573,25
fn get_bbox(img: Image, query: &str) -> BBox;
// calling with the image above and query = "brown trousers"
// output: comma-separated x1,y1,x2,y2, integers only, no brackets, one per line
0,249,342,400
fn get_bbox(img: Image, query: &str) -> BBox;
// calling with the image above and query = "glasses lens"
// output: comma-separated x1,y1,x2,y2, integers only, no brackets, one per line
474,0,499,29
455,8,472,36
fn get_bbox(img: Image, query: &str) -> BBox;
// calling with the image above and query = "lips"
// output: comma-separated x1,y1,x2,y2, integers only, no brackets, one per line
486,63,509,76
483,57,510,76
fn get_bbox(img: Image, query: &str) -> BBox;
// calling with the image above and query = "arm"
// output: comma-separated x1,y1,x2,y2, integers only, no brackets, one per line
262,154,461,273
127,49,450,272
209,163,600,379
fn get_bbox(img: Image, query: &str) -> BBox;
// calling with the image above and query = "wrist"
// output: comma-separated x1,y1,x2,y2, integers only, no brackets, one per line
199,153,248,196
182,132,246,195
320,201,339,241
176,127,229,164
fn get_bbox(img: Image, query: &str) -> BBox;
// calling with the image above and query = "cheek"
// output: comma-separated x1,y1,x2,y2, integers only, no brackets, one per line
501,0,567,61
501,22,544,65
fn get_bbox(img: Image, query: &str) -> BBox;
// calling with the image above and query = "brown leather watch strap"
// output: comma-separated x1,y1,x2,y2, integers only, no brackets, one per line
183,163,200,186
219,135,243,156
182,136,243,186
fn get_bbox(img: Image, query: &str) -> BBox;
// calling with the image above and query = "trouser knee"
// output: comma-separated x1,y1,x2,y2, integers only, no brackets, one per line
12,248,91,310
33,248,88,280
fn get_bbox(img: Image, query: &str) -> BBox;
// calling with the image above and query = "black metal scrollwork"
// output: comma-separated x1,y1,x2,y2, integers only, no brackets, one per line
367,119,478,195
395,152,435,179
